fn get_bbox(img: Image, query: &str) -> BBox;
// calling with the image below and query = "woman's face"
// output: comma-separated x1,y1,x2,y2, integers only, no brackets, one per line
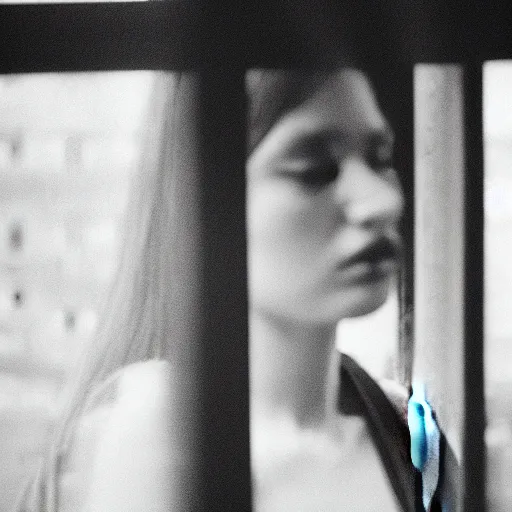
247,70,404,325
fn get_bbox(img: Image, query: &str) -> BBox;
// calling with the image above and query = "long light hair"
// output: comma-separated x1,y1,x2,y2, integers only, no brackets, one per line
22,69,336,511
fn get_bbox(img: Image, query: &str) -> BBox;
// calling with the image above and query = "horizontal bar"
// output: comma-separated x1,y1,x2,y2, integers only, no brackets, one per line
1,1,512,74
0,2,201,73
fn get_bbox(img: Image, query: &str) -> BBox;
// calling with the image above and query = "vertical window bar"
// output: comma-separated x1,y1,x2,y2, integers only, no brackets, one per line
395,67,415,392
461,62,486,512
373,63,416,388
196,68,252,511
414,64,465,510
366,64,415,390
167,70,250,511
173,1,252,507
390,65,422,505
414,62,487,510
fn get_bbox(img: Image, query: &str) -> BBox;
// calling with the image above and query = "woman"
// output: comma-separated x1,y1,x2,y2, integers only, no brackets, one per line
15,69,417,512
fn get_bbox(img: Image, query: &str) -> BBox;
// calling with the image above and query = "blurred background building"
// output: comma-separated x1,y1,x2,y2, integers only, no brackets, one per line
0,71,153,509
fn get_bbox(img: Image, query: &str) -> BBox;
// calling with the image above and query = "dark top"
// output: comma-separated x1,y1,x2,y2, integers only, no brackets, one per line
339,354,426,512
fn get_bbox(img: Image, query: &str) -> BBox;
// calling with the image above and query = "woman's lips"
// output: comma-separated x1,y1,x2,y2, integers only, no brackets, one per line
337,237,401,282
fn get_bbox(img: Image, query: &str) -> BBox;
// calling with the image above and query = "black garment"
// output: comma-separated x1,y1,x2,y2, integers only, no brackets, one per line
339,354,425,512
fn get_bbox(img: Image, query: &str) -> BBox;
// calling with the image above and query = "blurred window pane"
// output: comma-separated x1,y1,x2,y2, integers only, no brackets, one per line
0,71,154,509
484,60,512,512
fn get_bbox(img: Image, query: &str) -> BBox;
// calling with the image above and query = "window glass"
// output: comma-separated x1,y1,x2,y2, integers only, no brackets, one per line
0,71,154,509
484,60,512,512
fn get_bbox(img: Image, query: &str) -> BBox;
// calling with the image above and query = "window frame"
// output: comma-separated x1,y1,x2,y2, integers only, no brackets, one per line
2,2,509,510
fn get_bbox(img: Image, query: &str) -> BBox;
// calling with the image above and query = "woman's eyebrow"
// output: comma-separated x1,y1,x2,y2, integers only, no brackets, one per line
285,126,395,155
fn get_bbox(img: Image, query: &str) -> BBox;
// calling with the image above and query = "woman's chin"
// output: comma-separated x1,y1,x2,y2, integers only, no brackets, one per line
337,280,391,319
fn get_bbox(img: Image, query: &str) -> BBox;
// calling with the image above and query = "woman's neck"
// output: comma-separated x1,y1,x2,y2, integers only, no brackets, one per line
249,310,340,433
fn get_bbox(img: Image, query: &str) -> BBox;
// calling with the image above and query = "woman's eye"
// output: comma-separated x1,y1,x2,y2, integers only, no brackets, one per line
286,161,339,188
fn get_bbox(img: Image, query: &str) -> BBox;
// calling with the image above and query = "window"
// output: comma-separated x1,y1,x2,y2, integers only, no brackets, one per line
2,2,511,510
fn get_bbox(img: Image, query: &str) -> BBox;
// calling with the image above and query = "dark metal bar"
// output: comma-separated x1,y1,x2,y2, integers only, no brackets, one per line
196,68,252,511
1,1,512,74
368,63,415,389
159,0,252,506
397,70,415,392
172,3,252,509
160,71,251,512
390,66,415,390
461,62,486,512
0,2,200,73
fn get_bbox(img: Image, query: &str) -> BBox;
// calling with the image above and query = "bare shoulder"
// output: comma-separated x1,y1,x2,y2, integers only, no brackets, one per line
115,359,172,406
59,359,173,512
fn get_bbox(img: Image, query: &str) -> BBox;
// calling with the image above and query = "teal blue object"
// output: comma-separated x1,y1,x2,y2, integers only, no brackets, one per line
408,399,427,471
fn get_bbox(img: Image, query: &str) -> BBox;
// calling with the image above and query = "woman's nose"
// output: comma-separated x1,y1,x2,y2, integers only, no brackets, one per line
336,157,404,229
